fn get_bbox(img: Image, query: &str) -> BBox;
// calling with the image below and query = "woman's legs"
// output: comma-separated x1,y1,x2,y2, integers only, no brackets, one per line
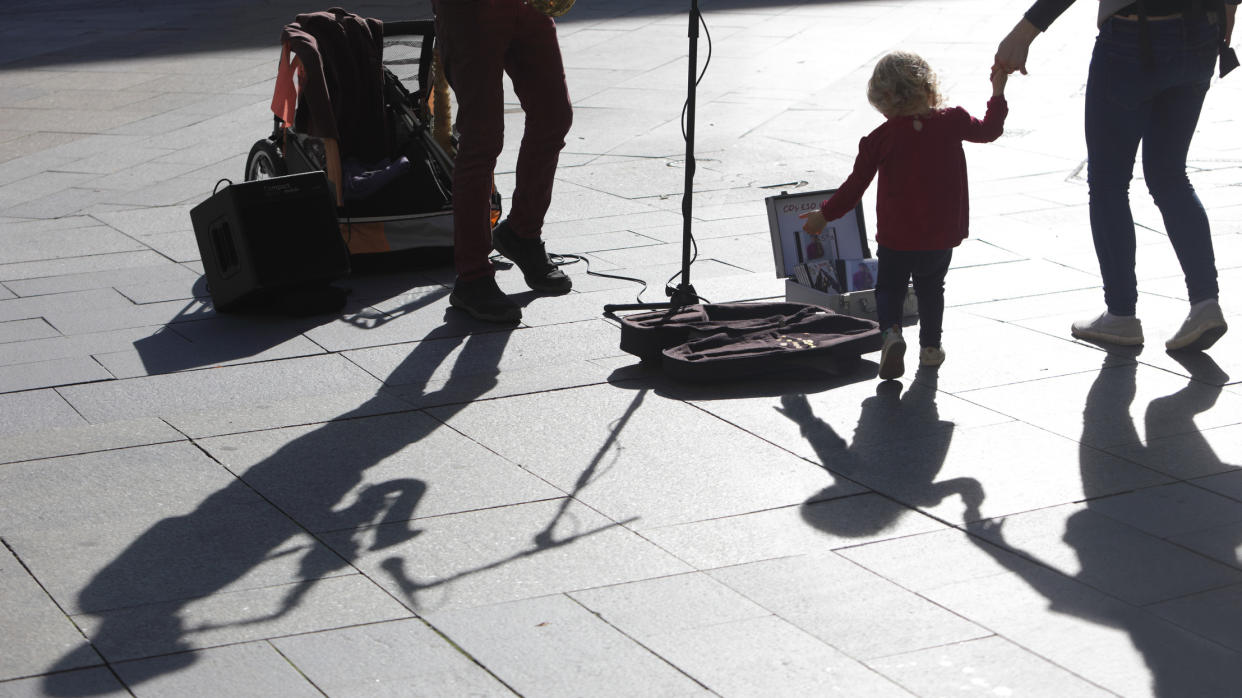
1142,40,1217,306
1084,20,1147,318
1079,17,1224,348
1084,18,1221,307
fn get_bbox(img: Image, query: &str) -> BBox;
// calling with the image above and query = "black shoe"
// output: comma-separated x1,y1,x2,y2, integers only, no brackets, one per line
450,275,521,323
491,220,572,294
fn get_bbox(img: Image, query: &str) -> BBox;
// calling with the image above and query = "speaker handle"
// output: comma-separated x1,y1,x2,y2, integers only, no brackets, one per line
210,220,241,279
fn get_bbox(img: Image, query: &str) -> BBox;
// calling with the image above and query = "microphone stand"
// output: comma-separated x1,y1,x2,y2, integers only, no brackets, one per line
604,0,702,314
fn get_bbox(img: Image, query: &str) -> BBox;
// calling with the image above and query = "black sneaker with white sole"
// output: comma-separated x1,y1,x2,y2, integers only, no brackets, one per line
491,220,572,294
450,275,521,324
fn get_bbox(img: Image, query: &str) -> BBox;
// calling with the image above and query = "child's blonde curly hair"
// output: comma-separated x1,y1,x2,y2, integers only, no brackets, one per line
867,51,944,118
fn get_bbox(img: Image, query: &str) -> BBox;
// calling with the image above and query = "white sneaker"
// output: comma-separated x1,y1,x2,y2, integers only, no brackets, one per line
878,327,906,380
1071,311,1144,346
919,345,946,366
1166,299,1228,352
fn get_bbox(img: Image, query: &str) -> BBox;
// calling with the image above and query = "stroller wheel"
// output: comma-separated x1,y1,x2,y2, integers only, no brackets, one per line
245,139,287,181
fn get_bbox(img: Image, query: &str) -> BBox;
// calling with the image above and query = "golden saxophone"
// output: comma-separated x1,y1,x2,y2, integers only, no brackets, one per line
525,0,575,17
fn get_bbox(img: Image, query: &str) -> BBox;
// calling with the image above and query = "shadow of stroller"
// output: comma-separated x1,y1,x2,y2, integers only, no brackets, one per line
379,389,648,607
777,367,983,538
966,350,1242,697
132,269,452,376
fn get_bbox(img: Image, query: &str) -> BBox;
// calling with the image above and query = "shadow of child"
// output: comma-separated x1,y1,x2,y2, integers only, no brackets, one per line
778,366,983,538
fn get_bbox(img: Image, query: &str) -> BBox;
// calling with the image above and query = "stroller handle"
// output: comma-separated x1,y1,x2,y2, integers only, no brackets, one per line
382,20,436,39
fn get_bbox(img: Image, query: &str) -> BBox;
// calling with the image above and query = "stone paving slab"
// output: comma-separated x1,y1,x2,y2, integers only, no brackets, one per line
423,594,709,697
1,670,129,698
0,546,90,682
0,288,134,324
866,635,1117,697
5,261,197,298
0,318,59,343
0,417,185,467
56,353,386,424
0,250,177,288
709,552,992,660
0,355,113,392
111,643,322,698
271,619,514,697
574,573,913,696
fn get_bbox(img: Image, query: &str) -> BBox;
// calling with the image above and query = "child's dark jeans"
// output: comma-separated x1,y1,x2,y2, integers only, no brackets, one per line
875,245,953,348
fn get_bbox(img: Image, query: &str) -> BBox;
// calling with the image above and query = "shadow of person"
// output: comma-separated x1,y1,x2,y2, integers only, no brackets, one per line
778,366,983,538
966,350,1242,697
1080,349,1235,519
43,327,510,696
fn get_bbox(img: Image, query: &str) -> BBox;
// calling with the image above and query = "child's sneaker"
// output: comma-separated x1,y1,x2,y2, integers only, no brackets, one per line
1070,311,1143,346
919,345,945,367
1165,299,1228,352
878,327,906,380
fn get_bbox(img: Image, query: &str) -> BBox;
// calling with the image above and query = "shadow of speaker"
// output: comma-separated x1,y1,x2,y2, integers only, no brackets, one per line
190,172,350,312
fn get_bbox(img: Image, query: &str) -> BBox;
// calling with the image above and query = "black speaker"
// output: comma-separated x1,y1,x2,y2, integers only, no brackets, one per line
191,172,350,311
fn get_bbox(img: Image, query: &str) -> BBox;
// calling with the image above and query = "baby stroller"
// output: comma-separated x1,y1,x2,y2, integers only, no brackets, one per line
245,9,499,257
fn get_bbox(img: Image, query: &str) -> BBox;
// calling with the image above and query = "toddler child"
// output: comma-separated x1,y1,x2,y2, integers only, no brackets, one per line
802,51,1008,380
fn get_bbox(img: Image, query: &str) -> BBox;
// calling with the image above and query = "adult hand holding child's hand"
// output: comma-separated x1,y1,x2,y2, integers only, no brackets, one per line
990,65,1008,97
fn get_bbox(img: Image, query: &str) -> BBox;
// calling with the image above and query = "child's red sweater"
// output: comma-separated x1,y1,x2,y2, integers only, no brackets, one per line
820,96,1008,251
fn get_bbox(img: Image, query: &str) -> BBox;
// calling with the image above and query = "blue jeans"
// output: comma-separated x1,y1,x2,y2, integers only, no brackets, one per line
876,246,953,348
1085,16,1220,316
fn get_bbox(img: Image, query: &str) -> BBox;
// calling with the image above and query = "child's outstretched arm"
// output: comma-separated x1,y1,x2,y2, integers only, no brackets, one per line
959,71,1009,144
800,136,881,234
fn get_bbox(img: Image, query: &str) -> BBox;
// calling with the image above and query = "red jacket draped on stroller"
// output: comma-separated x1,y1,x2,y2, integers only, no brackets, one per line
275,9,388,165
248,9,461,256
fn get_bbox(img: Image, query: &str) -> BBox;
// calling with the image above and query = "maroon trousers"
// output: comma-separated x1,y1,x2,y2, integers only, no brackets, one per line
432,0,573,281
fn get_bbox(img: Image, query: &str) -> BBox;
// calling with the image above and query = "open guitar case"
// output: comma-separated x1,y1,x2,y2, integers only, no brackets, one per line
615,302,881,381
